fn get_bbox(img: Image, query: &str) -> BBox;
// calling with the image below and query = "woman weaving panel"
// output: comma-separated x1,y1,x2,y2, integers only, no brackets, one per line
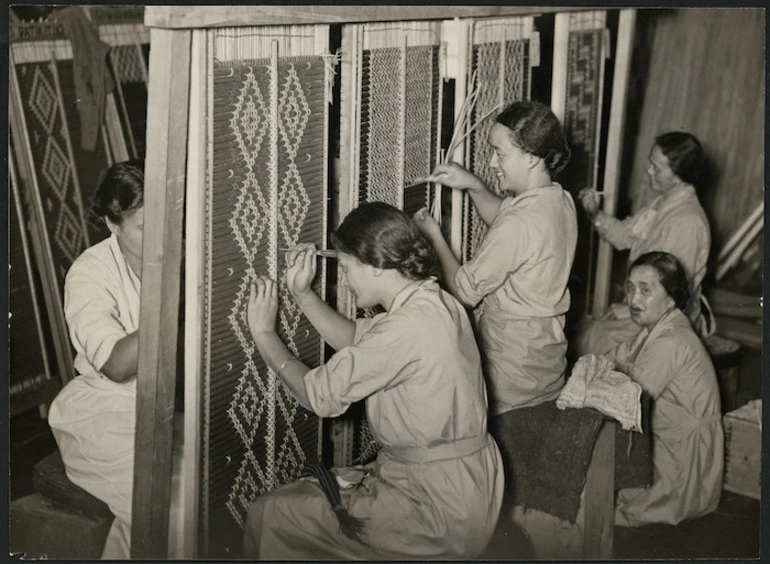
243,203,504,559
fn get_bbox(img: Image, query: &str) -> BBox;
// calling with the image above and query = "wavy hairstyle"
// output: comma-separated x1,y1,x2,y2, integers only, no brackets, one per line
496,100,571,176
654,131,707,192
86,160,144,228
331,202,438,281
629,251,691,312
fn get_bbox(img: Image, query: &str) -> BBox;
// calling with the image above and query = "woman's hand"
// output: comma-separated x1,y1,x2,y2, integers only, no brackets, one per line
248,276,278,341
285,243,317,299
429,162,485,193
607,302,632,320
578,188,601,218
413,207,442,241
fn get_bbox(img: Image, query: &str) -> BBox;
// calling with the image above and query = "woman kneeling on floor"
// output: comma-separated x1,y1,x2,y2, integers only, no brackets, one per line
607,251,723,526
243,202,504,559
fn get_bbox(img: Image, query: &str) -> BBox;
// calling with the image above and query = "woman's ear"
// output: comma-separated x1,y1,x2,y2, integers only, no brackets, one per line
105,217,119,235
371,265,384,277
527,153,541,171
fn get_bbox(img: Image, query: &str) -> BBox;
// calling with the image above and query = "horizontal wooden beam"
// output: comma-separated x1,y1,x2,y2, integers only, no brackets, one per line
714,316,762,350
145,5,583,29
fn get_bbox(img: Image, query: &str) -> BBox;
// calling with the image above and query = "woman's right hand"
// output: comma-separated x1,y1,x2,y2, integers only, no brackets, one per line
607,302,632,320
429,162,485,193
413,207,442,240
578,188,601,218
285,243,317,298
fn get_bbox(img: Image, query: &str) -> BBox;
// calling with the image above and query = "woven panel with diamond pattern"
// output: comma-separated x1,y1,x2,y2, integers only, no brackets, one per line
205,55,326,557
15,61,90,286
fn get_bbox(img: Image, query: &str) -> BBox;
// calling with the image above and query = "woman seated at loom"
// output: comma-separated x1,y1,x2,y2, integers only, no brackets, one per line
575,132,712,356
243,202,504,559
413,100,577,416
606,251,723,526
47,162,183,559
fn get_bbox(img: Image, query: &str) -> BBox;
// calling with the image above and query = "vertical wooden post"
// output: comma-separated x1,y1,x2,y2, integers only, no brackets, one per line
442,17,470,260
583,420,615,558
179,27,210,559
550,13,570,123
593,9,636,317
334,24,362,467
131,27,191,559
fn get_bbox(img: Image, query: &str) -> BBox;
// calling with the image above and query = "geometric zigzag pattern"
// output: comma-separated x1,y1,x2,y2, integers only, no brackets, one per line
359,45,440,212
464,39,530,263
206,55,326,558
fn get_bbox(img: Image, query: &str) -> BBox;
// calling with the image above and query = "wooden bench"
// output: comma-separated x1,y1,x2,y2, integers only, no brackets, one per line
509,419,616,558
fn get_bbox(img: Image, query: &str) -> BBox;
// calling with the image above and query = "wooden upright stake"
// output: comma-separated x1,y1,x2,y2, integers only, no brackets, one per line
131,27,191,559
550,13,569,123
583,421,615,558
179,27,211,559
443,17,470,260
592,9,636,317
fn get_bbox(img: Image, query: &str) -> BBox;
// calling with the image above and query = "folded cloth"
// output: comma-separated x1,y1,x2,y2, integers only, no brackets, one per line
558,354,643,432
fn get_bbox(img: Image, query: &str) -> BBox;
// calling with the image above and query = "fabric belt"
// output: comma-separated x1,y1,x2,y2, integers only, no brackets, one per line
384,434,488,463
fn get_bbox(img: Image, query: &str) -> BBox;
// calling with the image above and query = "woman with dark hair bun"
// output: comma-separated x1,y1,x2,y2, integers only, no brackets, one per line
243,202,504,559
47,161,181,558
414,100,578,416
605,251,723,526
576,131,712,356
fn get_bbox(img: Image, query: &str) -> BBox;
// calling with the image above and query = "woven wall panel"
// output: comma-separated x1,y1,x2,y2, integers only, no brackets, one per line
360,48,402,208
205,55,326,557
359,45,440,213
562,29,604,194
464,39,530,262
15,61,90,286
110,43,150,159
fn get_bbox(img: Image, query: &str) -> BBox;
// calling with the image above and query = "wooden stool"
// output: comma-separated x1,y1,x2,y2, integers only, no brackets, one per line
10,451,113,558
704,335,743,413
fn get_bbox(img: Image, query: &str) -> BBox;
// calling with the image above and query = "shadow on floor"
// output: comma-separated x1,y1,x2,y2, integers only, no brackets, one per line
482,490,760,560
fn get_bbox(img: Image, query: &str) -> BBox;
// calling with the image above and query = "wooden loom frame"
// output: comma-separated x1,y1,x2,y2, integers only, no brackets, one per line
552,10,637,318
138,6,634,558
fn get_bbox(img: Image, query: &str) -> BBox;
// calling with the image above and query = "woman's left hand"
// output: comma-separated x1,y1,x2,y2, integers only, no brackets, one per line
413,207,442,240
248,276,279,340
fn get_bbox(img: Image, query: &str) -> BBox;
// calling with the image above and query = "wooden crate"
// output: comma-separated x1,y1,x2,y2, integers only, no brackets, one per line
723,400,761,500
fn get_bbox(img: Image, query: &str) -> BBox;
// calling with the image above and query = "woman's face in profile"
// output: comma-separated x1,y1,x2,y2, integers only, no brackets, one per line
487,123,530,194
338,252,377,308
646,145,680,194
625,265,675,328
109,206,144,264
